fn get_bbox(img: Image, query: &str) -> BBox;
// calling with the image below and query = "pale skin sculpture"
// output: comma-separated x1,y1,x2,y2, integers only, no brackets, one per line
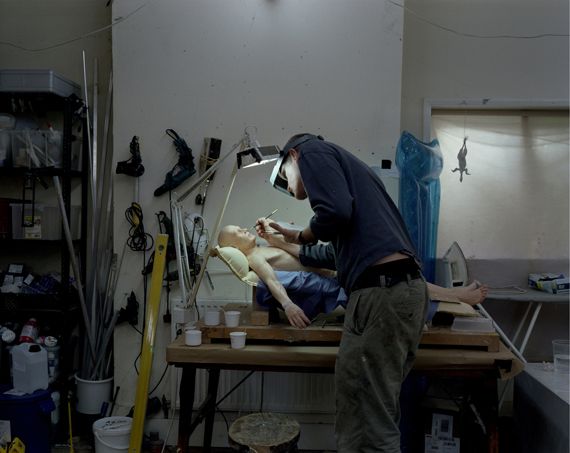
218,223,488,329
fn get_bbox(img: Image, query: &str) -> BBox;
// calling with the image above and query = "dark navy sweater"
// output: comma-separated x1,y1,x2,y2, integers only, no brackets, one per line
297,137,419,292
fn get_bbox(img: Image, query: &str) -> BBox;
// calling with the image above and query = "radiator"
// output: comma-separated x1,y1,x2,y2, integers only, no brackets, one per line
189,369,336,413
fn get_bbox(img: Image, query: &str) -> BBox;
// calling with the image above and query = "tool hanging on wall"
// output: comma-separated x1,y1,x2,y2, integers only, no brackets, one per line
451,137,471,182
154,129,196,196
195,137,222,213
116,136,145,177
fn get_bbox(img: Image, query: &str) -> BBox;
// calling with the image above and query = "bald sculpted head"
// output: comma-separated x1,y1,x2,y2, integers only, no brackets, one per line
218,225,256,252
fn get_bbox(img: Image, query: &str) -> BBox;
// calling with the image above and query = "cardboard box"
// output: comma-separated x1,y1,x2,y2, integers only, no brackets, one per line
528,273,569,294
422,397,462,453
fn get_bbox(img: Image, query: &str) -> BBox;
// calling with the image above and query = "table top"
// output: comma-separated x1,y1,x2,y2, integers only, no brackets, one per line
487,288,568,303
166,336,524,379
522,363,569,404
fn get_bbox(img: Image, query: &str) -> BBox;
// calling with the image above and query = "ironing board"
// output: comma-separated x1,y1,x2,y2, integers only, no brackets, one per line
487,289,569,356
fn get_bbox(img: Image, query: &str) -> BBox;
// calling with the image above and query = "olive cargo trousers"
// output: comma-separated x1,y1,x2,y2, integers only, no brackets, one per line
335,278,429,453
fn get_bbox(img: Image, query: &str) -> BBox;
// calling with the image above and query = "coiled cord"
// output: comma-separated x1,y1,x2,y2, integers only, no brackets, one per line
125,202,154,252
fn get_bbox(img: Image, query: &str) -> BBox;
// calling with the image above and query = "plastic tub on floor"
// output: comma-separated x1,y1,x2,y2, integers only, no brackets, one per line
92,416,132,453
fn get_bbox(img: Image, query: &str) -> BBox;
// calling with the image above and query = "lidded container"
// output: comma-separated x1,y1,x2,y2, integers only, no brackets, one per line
11,342,49,394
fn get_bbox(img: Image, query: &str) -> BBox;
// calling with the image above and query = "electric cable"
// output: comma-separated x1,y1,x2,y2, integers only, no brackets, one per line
149,364,170,395
0,0,565,55
386,0,569,39
130,323,143,336
215,371,256,407
218,407,230,433
125,202,154,252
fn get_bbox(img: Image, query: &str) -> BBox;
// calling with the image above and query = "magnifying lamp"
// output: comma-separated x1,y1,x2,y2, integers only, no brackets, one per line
171,127,279,310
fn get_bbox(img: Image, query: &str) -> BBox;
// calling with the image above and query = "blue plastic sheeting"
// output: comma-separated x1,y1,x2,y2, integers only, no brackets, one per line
396,131,443,283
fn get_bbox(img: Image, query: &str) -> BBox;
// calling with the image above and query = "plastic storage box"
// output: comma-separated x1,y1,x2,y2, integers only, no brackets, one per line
0,69,81,98
11,203,81,240
10,129,64,168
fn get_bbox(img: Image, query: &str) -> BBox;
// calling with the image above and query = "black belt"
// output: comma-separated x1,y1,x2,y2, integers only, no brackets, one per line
351,257,422,293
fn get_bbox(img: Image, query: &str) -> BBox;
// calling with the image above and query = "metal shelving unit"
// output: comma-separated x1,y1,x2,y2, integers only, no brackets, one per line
0,70,87,323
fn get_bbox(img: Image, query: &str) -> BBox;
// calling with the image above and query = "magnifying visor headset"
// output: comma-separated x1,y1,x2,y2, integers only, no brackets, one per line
269,134,323,196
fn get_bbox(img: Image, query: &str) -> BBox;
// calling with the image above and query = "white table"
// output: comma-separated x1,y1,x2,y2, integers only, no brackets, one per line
513,363,569,453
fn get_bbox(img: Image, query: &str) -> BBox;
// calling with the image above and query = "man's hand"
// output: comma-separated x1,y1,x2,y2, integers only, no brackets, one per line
282,301,310,328
267,222,301,244
255,217,277,239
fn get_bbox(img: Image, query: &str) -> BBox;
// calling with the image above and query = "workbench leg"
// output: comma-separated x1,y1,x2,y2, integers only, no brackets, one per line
203,369,221,451
478,376,499,453
177,366,196,453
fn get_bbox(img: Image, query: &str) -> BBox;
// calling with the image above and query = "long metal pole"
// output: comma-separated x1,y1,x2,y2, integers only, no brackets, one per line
53,176,97,366
186,161,239,310
477,304,526,364
171,203,188,305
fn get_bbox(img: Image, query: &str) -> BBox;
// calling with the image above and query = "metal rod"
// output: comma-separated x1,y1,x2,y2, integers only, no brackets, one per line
91,310,120,380
171,203,188,305
249,208,278,231
519,302,542,355
511,301,533,346
477,304,527,364
53,176,97,367
187,161,239,310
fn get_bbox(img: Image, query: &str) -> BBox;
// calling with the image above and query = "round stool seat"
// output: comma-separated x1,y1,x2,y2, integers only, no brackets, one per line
228,412,300,452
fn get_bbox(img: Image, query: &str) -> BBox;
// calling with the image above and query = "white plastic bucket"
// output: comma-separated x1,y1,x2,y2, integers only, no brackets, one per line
76,375,113,415
92,416,132,453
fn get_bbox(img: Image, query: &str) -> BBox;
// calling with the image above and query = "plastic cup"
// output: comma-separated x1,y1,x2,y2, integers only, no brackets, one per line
185,329,202,346
204,309,220,326
224,310,241,327
553,339,570,373
230,332,247,349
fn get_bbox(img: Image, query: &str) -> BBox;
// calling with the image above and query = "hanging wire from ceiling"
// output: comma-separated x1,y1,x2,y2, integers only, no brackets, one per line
0,0,567,53
386,0,569,39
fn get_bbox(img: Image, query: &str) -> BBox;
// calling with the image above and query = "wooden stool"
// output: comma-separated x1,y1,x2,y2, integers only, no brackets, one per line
228,412,300,453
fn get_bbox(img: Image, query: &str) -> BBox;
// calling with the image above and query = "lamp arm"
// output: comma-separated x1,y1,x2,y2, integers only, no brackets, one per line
176,140,243,203
186,160,240,308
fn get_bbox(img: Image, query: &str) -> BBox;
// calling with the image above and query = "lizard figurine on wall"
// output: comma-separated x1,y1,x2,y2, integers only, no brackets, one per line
451,137,471,182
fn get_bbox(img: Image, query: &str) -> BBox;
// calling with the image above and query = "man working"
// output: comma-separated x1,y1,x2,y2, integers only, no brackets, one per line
255,223,487,307
218,224,486,326
259,133,427,453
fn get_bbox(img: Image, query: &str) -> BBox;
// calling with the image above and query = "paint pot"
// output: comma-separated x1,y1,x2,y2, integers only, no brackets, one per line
224,311,241,327
205,309,221,326
185,329,202,346
230,332,247,349
92,416,132,453
76,375,113,415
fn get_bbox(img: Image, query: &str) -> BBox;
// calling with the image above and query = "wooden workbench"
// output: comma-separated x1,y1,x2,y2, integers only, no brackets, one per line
166,328,523,452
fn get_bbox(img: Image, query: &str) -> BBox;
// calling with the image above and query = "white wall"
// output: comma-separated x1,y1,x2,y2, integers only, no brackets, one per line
111,0,404,417
400,0,569,363
401,0,569,137
0,1,111,85
4,0,569,440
